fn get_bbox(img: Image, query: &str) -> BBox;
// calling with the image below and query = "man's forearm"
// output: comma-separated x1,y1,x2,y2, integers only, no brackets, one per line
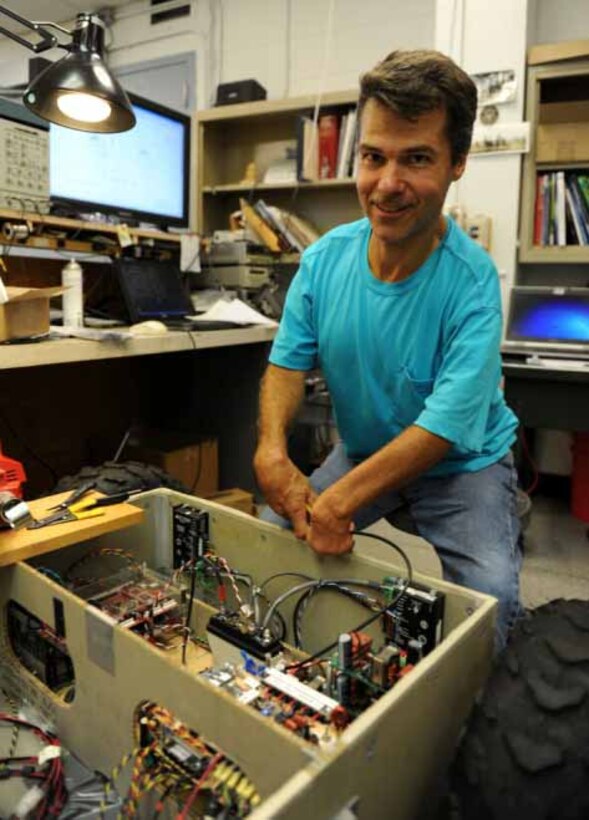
257,364,307,452
321,425,452,520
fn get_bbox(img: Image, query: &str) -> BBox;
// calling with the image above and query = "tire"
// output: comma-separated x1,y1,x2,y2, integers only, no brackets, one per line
53,460,189,496
452,599,589,820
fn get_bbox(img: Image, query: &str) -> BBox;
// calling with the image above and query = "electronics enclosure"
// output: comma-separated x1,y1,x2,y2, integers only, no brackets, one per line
0,489,496,818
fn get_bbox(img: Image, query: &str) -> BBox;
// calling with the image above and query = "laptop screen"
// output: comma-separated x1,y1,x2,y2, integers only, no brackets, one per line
114,259,193,323
505,287,589,351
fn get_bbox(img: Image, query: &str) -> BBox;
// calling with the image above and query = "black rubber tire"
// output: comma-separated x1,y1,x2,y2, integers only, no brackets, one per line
53,460,189,496
452,598,589,820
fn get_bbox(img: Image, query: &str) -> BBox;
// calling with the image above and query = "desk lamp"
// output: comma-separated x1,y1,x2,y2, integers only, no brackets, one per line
0,4,135,133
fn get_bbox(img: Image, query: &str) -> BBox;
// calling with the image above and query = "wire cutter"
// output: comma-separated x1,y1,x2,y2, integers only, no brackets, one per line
27,491,132,530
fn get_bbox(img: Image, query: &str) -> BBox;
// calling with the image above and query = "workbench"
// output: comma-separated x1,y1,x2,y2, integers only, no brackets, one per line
0,326,277,497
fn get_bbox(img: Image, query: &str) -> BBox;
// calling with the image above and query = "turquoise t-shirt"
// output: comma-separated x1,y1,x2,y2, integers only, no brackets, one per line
269,216,518,476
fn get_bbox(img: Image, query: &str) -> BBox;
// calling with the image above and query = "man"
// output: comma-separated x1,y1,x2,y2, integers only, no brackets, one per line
254,49,521,650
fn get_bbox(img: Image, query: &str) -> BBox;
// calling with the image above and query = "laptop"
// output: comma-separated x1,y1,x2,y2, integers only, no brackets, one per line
113,258,244,330
502,286,589,361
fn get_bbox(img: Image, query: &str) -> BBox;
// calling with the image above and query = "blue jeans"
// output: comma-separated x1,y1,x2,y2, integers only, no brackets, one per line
261,443,522,651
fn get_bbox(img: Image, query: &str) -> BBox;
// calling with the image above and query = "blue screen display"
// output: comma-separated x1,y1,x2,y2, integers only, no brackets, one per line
49,100,188,224
511,297,589,342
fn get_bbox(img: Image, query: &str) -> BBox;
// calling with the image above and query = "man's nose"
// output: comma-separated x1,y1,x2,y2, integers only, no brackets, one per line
378,161,406,193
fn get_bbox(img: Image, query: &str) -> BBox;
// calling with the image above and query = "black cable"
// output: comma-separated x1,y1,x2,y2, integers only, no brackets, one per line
292,582,379,649
285,529,413,671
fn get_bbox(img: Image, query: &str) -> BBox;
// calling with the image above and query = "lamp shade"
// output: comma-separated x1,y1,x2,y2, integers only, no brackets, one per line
23,14,135,133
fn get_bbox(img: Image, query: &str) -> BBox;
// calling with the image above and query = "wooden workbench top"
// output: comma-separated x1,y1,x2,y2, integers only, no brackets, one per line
0,492,143,567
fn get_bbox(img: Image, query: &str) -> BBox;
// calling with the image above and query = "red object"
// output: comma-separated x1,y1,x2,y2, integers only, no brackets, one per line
318,114,339,179
0,443,26,498
571,432,589,523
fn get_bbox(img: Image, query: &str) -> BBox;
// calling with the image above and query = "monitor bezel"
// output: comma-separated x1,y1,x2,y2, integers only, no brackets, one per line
506,286,589,347
114,258,194,324
50,93,191,229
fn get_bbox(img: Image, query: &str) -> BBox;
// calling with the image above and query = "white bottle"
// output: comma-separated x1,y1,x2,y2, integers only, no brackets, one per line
61,258,84,327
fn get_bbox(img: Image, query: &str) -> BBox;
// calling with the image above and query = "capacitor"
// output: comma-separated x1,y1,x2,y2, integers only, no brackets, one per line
338,632,352,670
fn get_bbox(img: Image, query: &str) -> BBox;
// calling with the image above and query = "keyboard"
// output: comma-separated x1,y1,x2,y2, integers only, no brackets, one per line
163,319,248,331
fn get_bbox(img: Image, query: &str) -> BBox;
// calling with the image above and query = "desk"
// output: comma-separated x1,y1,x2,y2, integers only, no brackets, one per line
0,327,276,497
502,359,589,431
0,326,276,370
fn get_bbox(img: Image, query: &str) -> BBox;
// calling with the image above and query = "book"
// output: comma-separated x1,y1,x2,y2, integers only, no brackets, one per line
533,173,544,245
556,170,566,246
565,181,587,245
296,115,318,182
337,108,357,179
239,197,282,252
577,174,589,212
317,113,339,179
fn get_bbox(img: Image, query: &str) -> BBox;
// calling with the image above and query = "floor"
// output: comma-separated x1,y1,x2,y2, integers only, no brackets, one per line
357,489,589,609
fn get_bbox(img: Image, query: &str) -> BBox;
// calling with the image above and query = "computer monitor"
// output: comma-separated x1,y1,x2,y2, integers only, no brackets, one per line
49,93,190,228
504,286,589,356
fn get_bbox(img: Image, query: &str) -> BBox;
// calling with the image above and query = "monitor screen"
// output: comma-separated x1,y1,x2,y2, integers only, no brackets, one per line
114,258,193,322
507,287,589,345
49,94,190,227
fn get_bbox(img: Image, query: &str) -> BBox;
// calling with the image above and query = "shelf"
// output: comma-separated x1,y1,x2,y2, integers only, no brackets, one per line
0,208,182,245
197,90,357,123
519,244,589,264
202,179,356,194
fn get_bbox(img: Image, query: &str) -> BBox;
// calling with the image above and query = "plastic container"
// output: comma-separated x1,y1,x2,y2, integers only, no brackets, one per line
571,432,589,523
61,258,84,328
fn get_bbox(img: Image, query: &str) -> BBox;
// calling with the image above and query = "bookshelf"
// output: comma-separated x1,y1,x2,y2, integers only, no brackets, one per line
195,90,362,239
519,55,589,263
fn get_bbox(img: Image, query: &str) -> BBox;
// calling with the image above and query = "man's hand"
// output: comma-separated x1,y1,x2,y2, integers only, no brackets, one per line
254,446,316,539
306,492,354,555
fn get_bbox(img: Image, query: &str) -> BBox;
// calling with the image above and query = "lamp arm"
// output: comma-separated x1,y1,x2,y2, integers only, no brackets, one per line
0,5,60,53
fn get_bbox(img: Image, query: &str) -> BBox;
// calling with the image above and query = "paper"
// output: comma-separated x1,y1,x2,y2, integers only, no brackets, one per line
190,298,278,327
180,233,201,272
50,325,133,342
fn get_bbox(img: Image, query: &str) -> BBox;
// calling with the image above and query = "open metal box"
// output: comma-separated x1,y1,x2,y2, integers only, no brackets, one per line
0,489,496,818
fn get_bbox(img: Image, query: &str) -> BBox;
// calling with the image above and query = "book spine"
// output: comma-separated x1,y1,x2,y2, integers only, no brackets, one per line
556,170,566,246
533,173,544,246
565,180,585,245
569,175,589,243
318,114,339,179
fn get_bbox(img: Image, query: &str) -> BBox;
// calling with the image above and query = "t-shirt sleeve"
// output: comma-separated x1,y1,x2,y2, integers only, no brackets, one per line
415,305,503,452
269,254,318,371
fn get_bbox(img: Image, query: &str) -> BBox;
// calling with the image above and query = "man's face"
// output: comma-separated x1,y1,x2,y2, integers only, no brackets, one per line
356,99,466,248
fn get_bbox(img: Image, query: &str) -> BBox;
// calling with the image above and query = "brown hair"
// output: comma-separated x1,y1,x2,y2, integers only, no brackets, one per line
358,50,478,165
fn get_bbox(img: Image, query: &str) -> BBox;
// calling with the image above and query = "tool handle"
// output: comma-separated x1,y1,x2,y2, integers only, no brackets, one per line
90,491,131,507
62,480,97,508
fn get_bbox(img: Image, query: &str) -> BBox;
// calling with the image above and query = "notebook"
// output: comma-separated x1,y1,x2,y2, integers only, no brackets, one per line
113,258,244,330
502,286,589,360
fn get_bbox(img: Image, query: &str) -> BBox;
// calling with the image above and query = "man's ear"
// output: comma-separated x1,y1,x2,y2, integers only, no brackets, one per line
452,155,467,182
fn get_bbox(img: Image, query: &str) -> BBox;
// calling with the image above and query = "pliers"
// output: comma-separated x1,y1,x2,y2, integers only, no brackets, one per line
28,491,133,530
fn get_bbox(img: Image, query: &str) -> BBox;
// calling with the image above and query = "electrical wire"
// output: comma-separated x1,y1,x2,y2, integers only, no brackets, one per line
285,529,413,671
292,581,381,649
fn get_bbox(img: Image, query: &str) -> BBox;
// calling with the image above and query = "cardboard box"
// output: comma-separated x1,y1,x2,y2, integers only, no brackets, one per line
206,488,255,515
0,286,63,342
536,121,589,162
126,433,218,495
529,39,589,66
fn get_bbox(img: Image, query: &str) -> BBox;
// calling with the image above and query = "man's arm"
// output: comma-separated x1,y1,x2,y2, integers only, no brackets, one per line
253,363,317,538
308,425,451,554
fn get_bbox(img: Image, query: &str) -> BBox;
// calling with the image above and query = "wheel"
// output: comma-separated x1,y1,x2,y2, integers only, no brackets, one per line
52,460,189,496
452,598,589,820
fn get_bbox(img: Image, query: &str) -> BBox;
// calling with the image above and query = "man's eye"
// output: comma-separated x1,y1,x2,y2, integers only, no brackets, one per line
360,151,383,166
407,153,431,166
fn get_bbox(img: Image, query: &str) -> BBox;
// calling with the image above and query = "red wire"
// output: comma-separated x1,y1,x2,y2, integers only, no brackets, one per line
176,752,223,820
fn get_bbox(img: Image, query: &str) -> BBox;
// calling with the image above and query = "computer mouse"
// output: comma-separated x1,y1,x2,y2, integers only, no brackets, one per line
128,320,169,335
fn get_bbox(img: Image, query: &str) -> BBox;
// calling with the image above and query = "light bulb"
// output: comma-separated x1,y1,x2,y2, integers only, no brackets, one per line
56,92,111,123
